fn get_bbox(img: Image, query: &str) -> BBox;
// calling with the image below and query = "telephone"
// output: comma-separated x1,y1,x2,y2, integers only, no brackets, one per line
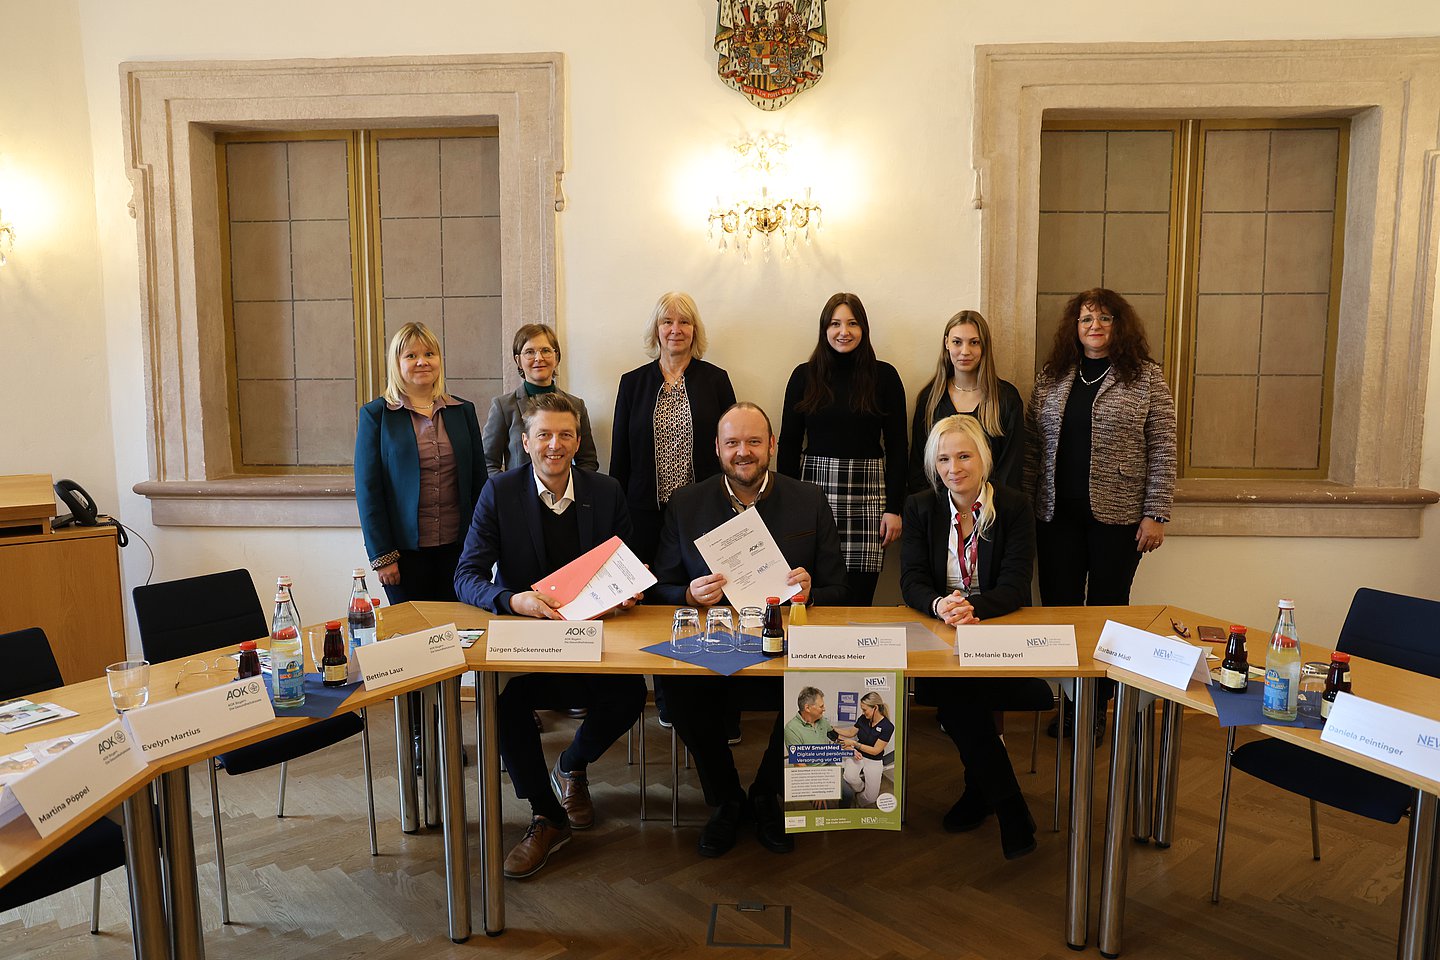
52,479,128,546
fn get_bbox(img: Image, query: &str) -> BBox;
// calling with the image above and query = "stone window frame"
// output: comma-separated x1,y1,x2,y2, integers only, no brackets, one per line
122,55,564,526
975,39,1440,537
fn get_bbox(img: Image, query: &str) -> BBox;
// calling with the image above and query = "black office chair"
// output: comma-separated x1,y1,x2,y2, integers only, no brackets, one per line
0,627,125,933
132,569,376,924
1211,587,1440,902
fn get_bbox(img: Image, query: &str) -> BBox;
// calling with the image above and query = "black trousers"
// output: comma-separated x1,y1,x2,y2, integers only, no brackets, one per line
917,678,1048,805
380,540,463,605
845,571,880,607
498,673,647,816
1035,497,1143,607
657,675,785,806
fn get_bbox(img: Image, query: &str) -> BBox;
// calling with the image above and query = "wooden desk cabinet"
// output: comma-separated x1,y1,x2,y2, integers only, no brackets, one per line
0,525,126,683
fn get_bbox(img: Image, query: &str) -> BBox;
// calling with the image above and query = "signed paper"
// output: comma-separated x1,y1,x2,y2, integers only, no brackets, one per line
557,541,657,620
693,510,800,612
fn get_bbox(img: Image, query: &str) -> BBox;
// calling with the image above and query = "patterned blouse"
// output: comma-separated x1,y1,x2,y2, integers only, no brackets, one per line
653,377,694,506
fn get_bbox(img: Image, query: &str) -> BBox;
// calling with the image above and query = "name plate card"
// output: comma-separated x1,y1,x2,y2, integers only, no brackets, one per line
485,619,604,663
786,627,907,669
1321,693,1440,785
124,678,277,762
354,623,466,690
10,720,145,838
1093,620,1210,691
956,624,1078,668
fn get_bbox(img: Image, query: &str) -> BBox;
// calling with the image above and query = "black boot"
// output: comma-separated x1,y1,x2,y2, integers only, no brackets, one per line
996,795,1037,860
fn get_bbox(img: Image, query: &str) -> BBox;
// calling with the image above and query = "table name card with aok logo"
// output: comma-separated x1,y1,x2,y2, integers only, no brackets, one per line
485,618,604,663
354,623,466,690
1093,620,1210,691
123,677,277,763
786,626,907,669
9,720,145,838
1321,693,1440,786
956,624,1078,668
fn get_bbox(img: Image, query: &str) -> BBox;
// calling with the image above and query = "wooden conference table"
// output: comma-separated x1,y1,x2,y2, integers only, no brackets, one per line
1097,605,1440,960
0,602,472,960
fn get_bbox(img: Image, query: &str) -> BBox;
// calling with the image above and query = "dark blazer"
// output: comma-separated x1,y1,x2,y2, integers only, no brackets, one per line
908,378,1025,494
650,473,849,607
354,396,486,565
899,483,1034,622
453,464,632,616
481,384,599,477
609,358,736,513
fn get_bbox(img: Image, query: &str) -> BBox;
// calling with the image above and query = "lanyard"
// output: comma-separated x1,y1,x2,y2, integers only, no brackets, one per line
955,502,981,594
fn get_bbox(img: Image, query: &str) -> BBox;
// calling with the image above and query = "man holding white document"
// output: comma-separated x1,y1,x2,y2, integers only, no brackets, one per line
454,393,646,879
651,402,847,859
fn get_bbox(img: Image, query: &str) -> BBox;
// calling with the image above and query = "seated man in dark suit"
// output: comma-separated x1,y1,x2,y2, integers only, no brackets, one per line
454,392,646,879
651,402,848,858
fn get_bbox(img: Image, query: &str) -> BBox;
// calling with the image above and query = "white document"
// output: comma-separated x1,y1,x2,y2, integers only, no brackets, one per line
354,623,466,690
1321,693,1440,785
558,541,658,621
1093,620,1210,691
9,721,144,838
693,509,801,612
486,619,604,663
124,677,277,763
787,626,908,669
956,624,1079,668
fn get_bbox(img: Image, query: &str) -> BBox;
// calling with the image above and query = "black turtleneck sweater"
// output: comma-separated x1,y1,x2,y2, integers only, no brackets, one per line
1056,355,1112,501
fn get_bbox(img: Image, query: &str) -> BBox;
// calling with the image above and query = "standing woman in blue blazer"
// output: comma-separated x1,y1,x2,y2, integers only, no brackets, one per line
355,322,486,603
610,292,736,564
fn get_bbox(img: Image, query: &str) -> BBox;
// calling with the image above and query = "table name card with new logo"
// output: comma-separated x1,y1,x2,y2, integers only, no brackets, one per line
485,619,604,663
1321,693,1440,786
10,720,145,838
786,626,907,669
1093,620,1210,691
955,624,1078,668
354,623,466,690
123,677,277,763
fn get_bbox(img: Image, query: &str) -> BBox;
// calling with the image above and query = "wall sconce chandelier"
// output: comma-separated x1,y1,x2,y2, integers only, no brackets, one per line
707,134,821,262
0,211,13,267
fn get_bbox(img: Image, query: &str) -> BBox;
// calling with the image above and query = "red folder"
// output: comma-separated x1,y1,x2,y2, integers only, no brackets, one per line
531,535,622,606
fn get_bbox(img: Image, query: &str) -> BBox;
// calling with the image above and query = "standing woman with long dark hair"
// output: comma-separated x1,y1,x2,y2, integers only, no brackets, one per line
778,293,907,606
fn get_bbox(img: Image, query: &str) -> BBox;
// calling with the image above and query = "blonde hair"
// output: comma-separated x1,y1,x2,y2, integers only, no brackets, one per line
858,691,890,720
383,322,452,406
922,415,997,540
920,311,1004,438
642,291,708,360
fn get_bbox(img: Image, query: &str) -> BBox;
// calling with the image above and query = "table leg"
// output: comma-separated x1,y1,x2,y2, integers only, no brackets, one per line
1398,790,1439,960
476,670,505,936
1131,697,1155,843
1066,676,1097,950
121,787,170,960
158,768,205,960
394,693,419,833
422,685,441,828
1098,682,1139,959
1153,700,1184,849
436,677,471,943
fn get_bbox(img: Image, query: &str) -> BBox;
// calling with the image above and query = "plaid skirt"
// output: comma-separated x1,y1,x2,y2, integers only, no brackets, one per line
800,454,885,574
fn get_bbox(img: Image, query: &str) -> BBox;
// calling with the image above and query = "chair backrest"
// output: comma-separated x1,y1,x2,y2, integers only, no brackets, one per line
0,627,64,700
132,569,269,664
1336,587,1440,679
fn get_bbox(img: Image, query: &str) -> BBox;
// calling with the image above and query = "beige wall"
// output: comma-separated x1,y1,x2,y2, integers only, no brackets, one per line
3,1,1436,649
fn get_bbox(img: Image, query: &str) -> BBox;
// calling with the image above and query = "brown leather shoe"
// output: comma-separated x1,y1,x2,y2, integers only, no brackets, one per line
503,815,572,879
550,759,594,829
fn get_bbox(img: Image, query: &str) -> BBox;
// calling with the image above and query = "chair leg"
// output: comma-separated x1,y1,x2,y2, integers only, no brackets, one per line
671,724,681,828
1053,694,1066,833
360,708,378,856
1030,710,1041,774
276,761,289,818
90,876,101,934
637,705,649,820
1211,727,1238,904
1309,799,1321,860
209,761,231,924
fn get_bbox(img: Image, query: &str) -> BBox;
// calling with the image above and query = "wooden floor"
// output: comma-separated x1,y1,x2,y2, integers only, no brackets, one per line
0,698,1414,959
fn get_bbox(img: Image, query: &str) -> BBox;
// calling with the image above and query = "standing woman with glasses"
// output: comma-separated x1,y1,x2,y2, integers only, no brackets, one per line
355,321,487,604
483,323,599,477
908,310,1025,494
778,292,907,606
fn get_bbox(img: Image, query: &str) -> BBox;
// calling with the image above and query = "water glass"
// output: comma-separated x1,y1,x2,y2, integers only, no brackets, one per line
671,607,702,656
704,606,736,655
106,660,151,713
737,606,765,654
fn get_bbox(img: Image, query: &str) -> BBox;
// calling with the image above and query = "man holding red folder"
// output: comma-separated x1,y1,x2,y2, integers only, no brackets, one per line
454,392,646,879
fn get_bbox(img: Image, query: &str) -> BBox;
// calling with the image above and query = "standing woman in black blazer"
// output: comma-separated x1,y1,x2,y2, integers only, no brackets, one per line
778,293,907,606
900,414,1044,859
355,321,486,604
908,310,1024,493
610,292,736,563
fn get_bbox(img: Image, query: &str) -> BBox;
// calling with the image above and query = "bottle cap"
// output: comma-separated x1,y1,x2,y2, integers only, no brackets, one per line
1277,598,1295,609
792,595,807,603
325,619,342,630
765,596,781,605
274,590,287,602
239,640,257,651
1331,651,1351,662
276,575,292,586
1228,624,1247,634
370,598,382,609
352,567,367,578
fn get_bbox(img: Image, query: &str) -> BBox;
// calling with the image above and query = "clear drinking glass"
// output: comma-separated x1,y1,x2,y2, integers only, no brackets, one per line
106,660,151,713
737,606,765,654
704,606,736,654
671,607,702,656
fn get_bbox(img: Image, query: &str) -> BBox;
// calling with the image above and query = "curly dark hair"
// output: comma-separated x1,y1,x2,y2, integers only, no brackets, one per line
1040,288,1156,384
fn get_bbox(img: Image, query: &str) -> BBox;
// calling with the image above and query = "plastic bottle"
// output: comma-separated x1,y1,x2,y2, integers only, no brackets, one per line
1261,599,1301,721
270,589,306,707
237,640,262,680
348,569,377,653
321,619,348,687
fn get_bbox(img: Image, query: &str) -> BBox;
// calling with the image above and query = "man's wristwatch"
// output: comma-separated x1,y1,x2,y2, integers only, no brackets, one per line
1147,515,1169,523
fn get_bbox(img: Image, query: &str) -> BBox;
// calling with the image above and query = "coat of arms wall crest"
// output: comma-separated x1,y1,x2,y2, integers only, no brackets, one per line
714,0,827,111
